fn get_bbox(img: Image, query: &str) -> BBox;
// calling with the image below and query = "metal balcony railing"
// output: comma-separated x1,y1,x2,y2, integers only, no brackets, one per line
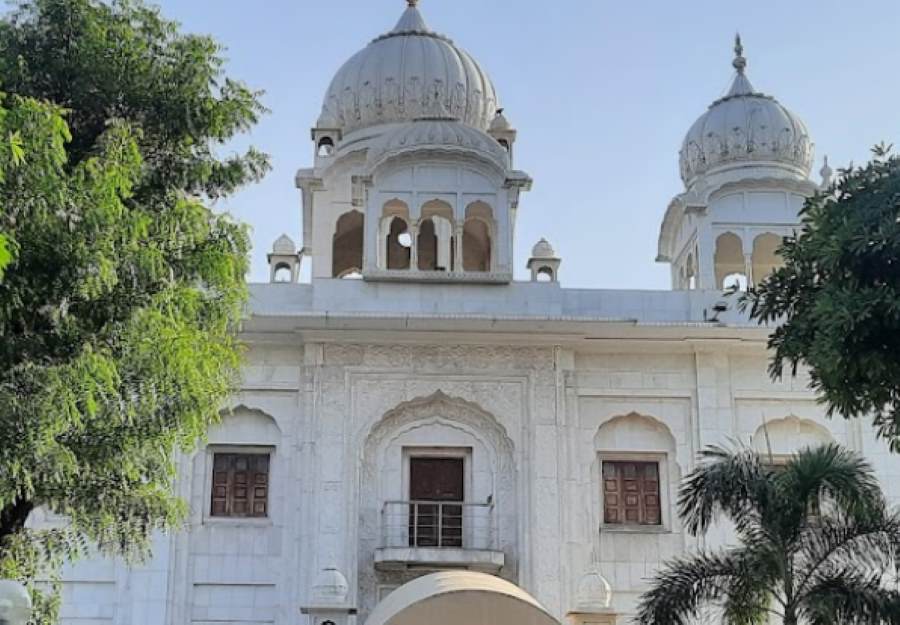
381,500,497,551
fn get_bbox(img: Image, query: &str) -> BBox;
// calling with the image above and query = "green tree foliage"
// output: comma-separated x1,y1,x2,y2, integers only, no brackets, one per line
0,0,268,619
637,444,900,625
744,146,900,451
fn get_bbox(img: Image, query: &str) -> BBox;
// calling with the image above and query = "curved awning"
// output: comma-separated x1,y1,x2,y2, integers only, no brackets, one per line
365,571,560,625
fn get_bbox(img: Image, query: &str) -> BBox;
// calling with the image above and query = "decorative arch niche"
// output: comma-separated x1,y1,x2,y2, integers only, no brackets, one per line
212,405,283,446
752,415,835,458
357,391,519,614
591,412,681,533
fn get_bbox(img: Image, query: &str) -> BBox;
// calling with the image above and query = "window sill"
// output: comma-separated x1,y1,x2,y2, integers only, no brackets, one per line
201,517,274,528
600,525,671,535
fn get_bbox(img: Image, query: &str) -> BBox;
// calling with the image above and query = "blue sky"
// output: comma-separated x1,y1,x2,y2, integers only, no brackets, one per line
154,0,900,288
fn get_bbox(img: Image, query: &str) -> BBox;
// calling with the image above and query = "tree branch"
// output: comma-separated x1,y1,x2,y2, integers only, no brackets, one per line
0,498,35,544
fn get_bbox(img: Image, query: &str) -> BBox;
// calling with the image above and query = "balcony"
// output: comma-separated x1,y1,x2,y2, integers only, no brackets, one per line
375,500,505,573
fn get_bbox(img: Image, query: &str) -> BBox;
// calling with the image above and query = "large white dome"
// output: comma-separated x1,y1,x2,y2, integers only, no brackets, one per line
319,1,499,135
679,37,814,187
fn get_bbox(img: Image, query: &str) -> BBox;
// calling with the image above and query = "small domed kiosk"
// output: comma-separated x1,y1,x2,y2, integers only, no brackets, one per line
365,571,560,625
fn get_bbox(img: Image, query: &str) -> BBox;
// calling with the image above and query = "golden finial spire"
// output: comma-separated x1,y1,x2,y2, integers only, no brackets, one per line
733,33,747,74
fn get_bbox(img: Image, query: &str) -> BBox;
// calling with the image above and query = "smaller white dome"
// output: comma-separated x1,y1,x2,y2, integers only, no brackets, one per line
272,234,297,255
679,36,813,187
489,108,512,133
575,568,612,610
316,110,340,129
530,238,557,259
311,567,349,605
367,117,509,171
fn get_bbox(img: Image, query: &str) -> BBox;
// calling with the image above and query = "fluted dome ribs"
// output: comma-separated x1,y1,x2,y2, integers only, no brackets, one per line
319,4,499,135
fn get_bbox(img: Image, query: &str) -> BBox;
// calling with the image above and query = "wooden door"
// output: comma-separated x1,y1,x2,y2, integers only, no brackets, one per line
409,457,464,547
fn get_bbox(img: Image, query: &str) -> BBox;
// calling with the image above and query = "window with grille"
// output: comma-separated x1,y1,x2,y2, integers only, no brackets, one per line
210,452,270,518
602,460,661,526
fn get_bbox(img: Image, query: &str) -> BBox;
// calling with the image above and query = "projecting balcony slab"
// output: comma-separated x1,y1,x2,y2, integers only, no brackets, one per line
374,547,505,573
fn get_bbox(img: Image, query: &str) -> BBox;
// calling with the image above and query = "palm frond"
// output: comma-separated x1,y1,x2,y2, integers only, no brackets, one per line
796,512,900,596
678,445,773,536
801,570,900,625
636,549,774,625
778,444,884,523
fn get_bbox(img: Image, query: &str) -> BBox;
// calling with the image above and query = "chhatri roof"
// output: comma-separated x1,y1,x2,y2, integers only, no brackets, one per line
318,1,499,135
678,35,814,187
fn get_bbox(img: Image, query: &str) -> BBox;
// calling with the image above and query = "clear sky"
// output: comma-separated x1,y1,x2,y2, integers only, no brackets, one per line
152,0,900,288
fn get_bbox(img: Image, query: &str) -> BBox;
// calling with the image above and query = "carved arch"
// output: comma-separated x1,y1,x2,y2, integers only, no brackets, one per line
752,415,835,457
357,391,519,614
362,391,515,471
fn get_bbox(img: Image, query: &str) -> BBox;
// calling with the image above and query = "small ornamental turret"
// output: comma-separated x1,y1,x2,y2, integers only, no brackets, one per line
527,238,561,282
312,111,342,162
268,234,301,283
567,566,616,625
301,567,356,625
488,109,517,164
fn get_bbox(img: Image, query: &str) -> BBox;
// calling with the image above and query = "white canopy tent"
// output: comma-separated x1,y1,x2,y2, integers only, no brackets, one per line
365,571,561,625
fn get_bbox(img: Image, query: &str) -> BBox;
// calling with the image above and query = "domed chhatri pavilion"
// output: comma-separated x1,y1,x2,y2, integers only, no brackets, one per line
45,4,897,625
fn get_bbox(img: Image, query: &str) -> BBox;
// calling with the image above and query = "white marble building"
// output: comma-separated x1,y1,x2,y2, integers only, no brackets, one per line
45,2,900,625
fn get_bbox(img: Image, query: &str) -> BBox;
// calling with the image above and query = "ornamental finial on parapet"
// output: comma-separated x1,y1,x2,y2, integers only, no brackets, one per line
733,32,747,74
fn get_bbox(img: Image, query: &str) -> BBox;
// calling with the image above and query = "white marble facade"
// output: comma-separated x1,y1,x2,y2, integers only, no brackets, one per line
45,4,898,625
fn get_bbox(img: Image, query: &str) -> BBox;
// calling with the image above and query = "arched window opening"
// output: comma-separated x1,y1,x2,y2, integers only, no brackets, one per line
498,139,510,152
463,202,494,273
536,267,554,282
463,219,492,272
273,263,292,283
714,232,744,291
317,137,335,157
722,272,748,291
420,200,454,271
332,211,364,278
417,218,437,270
387,217,412,270
379,200,411,270
752,233,783,286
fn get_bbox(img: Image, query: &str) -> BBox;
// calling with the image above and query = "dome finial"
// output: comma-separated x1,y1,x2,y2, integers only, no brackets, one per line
733,32,747,74
407,0,419,6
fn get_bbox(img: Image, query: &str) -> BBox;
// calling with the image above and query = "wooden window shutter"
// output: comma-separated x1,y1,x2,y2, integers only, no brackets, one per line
602,461,661,526
210,452,270,518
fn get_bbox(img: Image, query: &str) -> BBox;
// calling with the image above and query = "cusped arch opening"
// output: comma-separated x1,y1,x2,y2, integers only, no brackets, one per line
752,232,783,285
333,210,364,278
752,416,835,458
714,232,744,290
213,405,283,446
594,412,677,453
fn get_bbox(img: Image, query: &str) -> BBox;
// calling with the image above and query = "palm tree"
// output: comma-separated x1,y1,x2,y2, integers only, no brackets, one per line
636,443,900,625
